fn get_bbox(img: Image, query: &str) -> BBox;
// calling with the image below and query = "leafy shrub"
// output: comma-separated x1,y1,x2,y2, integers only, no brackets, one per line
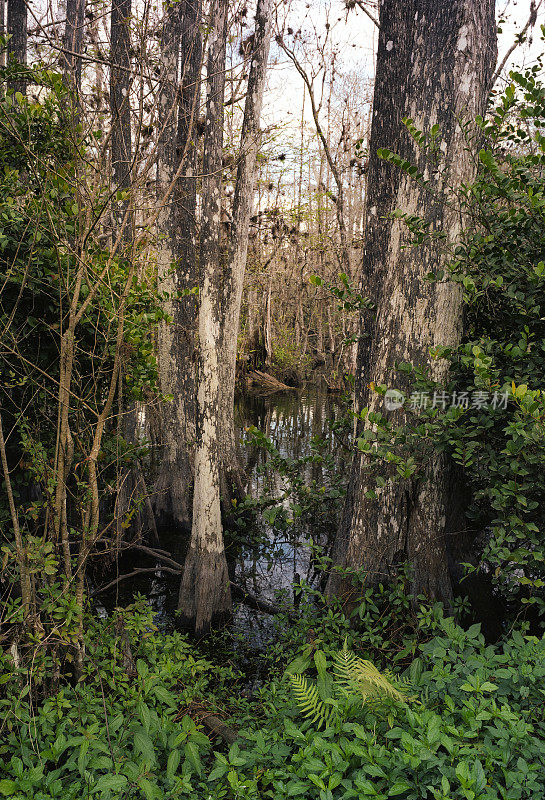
203,612,545,800
0,600,229,799
3,587,545,800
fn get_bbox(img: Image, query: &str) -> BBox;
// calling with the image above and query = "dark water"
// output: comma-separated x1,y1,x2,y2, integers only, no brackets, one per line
231,389,348,643
97,390,348,637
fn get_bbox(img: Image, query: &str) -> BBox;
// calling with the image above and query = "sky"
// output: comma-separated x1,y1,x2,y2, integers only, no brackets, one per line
263,0,545,135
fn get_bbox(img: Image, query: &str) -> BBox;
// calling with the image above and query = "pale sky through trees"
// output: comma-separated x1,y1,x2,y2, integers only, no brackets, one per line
264,0,545,137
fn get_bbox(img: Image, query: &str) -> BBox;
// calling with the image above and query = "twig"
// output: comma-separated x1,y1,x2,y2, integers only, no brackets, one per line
120,542,184,571
95,542,297,620
491,0,542,87
91,566,181,596
350,0,379,29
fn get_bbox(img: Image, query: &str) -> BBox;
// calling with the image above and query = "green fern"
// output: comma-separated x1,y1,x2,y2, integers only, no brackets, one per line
333,638,405,704
288,640,406,728
288,673,335,728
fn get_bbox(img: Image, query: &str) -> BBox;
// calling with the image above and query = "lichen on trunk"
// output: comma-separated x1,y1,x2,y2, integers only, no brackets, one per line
326,0,497,609
154,0,202,534
178,0,231,633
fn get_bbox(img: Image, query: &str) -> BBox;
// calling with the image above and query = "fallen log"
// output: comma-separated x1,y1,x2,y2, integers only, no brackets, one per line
246,370,295,392
231,583,288,617
201,714,239,744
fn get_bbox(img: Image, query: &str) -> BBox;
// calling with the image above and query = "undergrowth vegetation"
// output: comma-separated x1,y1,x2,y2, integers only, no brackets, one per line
2,588,545,799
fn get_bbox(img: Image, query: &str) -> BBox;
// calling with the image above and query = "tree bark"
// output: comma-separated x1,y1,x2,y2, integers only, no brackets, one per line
110,0,132,229
63,0,85,92
178,0,231,634
110,0,142,542
154,0,202,533
326,0,497,609
217,0,272,511
6,0,27,95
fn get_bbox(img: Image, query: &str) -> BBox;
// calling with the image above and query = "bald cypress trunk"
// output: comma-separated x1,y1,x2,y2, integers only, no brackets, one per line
218,0,272,511
326,0,497,608
154,1,202,533
110,0,142,541
63,0,85,92
6,0,26,95
110,0,132,226
178,0,231,634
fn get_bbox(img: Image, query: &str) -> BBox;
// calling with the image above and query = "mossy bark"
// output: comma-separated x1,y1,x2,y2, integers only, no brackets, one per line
327,0,497,609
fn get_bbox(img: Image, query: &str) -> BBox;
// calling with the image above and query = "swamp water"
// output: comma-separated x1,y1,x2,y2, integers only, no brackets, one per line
98,389,349,647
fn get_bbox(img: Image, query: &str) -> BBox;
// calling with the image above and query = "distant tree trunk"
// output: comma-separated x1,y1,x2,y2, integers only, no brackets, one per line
316,305,324,359
154,0,202,533
6,0,26,95
110,0,140,541
326,0,497,609
246,286,257,361
178,0,231,634
218,0,272,509
264,275,273,366
63,0,85,92
0,2,6,69
110,0,132,232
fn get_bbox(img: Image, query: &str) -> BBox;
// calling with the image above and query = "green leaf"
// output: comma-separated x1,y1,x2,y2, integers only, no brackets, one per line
184,740,202,776
389,781,413,796
91,774,128,794
138,777,160,800
166,749,181,780
136,659,149,678
134,730,156,766
0,781,16,796
314,650,327,680
284,653,312,676
287,780,310,796
153,685,177,708
137,699,151,731
208,762,228,782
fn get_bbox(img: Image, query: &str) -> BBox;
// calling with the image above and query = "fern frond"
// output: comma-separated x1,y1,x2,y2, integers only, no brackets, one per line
288,641,406,731
333,639,405,704
288,673,334,728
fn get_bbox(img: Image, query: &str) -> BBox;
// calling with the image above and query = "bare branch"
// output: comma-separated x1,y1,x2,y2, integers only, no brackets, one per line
347,0,379,29
492,0,542,88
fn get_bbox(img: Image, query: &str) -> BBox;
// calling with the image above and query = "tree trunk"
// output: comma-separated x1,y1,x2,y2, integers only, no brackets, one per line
178,0,231,634
110,0,141,542
264,274,273,366
154,0,202,533
217,0,272,510
110,0,132,232
326,0,496,609
7,0,26,95
63,0,85,92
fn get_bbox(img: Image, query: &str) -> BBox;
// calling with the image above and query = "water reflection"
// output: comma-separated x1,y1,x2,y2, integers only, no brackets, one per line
96,389,349,642
231,389,349,646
